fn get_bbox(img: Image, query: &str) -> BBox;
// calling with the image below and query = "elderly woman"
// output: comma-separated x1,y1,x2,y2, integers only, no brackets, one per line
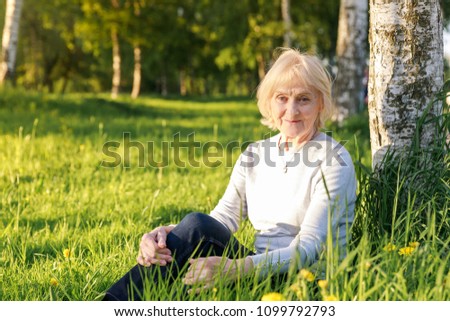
103,48,356,300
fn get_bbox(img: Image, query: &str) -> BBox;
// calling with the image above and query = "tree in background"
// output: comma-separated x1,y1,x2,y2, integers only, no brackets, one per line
110,0,121,99
128,0,142,99
79,0,131,98
20,0,86,92
281,0,292,47
0,0,22,84
243,1,284,81
293,0,340,59
368,0,444,167
1,0,341,96
333,0,368,122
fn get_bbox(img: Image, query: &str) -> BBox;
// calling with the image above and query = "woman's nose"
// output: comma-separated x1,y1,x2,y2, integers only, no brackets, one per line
285,99,299,117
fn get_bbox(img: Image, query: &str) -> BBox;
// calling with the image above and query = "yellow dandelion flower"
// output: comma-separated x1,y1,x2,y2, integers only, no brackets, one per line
289,284,300,292
261,292,285,301
50,278,58,286
63,249,71,258
323,294,338,301
409,242,420,248
317,280,328,289
212,287,218,293
398,246,415,256
289,284,302,299
383,243,397,252
299,269,315,282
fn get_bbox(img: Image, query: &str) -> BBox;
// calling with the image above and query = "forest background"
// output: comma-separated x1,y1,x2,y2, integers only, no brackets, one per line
1,0,448,97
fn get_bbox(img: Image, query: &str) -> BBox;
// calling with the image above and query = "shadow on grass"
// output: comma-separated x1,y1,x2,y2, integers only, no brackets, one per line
1,92,260,140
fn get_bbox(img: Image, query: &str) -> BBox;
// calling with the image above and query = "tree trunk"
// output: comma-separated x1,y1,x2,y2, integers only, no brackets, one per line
61,76,69,94
333,0,368,122
160,72,168,96
281,0,292,47
256,53,265,81
111,26,121,99
179,68,187,96
368,0,444,168
130,0,142,99
0,0,23,84
131,45,141,99
43,55,58,93
110,0,121,99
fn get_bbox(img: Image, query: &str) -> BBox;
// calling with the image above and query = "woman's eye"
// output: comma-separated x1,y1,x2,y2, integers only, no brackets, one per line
276,95,288,102
297,96,311,103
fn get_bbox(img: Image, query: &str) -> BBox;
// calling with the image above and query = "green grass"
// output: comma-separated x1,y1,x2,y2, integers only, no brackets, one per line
0,88,448,300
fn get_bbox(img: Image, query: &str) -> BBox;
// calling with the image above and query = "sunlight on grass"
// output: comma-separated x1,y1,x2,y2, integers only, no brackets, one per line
1,89,448,300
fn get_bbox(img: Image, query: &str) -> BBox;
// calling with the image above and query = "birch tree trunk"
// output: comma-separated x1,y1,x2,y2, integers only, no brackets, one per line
130,0,141,99
281,0,292,47
131,45,141,99
368,0,444,168
111,26,121,99
110,0,121,99
0,0,23,84
333,0,368,121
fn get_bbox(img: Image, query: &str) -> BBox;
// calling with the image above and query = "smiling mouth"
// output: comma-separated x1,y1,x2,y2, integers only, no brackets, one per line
283,119,301,123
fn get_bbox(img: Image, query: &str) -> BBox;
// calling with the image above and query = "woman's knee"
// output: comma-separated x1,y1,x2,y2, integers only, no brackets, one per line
174,212,231,240
180,212,211,227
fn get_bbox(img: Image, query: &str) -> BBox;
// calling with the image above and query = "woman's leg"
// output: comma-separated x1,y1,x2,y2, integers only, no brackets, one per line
102,212,251,301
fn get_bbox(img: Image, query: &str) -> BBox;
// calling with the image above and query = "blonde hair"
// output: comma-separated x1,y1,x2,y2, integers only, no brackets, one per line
256,48,333,130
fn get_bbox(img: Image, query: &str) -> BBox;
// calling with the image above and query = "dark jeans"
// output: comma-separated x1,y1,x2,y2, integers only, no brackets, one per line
102,212,253,301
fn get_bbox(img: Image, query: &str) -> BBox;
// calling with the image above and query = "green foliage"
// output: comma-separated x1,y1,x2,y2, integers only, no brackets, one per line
11,0,88,92
443,0,450,25
1,0,341,95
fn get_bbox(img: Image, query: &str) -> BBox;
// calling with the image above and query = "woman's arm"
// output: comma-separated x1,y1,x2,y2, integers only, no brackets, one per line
209,150,249,233
182,256,254,289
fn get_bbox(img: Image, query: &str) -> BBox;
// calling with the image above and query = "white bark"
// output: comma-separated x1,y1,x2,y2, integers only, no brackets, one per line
110,0,121,99
131,45,141,99
368,0,444,168
131,1,141,99
333,0,368,121
0,0,23,83
281,0,292,47
111,27,121,99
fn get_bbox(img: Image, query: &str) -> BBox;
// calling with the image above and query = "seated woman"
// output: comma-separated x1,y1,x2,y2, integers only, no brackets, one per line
103,48,357,300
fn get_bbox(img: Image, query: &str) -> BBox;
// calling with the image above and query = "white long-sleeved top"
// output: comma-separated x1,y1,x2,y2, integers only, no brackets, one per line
210,132,356,276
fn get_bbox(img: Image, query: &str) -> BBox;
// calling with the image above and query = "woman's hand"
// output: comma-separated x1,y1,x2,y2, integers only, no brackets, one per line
137,225,175,267
182,257,222,287
182,256,254,290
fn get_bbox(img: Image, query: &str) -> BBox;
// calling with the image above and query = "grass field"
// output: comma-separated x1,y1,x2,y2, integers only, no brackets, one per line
0,88,448,301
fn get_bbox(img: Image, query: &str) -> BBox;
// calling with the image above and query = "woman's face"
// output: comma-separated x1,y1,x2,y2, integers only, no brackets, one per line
270,83,321,142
